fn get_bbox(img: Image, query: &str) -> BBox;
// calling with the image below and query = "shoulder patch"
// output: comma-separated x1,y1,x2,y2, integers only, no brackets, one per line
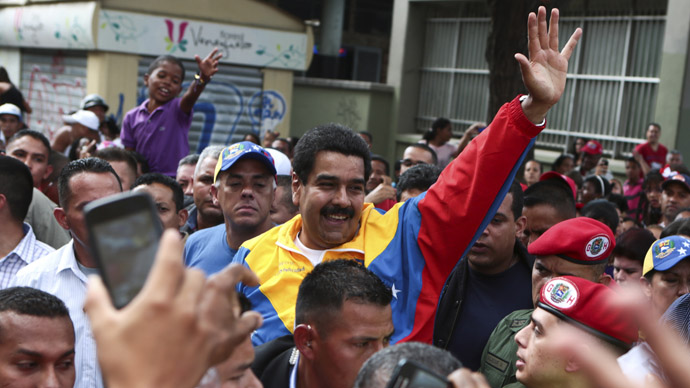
485,352,509,372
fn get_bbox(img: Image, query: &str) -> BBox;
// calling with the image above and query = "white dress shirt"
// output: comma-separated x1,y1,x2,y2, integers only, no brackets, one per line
12,240,103,388
0,223,54,288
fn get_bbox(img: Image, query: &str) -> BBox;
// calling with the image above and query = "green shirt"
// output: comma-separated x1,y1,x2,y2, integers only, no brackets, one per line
479,308,532,388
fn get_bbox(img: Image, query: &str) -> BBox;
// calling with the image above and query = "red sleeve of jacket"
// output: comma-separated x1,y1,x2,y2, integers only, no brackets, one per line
407,96,544,342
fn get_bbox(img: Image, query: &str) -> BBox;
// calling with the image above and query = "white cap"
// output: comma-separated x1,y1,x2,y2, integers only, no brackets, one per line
266,148,292,176
0,103,22,119
62,110,99,131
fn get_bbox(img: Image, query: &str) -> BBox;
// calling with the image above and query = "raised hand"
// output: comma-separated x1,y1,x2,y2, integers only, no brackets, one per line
195,48,223,81
517,7,582,124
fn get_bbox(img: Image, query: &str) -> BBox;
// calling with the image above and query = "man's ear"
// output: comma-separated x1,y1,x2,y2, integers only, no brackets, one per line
596,270,614,286
42,165,53,181
143,73,150,87
514,215,527,237
54,207,69,231
294,324,315,360
177,208,189,228
211,184,219,205
640,275,653,298
292,172,302,207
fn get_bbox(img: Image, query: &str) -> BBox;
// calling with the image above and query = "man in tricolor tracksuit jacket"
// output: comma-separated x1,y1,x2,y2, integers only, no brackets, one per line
231,8,582,347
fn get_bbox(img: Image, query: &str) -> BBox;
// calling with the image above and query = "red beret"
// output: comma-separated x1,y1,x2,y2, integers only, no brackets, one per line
538,276,638,349
528,217,614,264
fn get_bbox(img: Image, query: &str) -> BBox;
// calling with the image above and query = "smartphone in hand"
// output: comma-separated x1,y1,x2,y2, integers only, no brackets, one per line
386,359,452,388
84,191,163,308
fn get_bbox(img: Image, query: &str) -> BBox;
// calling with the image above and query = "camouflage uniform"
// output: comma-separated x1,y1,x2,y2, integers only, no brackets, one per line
478,309,532,388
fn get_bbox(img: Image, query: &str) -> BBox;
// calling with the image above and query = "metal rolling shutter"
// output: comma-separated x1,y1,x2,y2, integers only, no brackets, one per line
137,57,263,154
19,50,88,139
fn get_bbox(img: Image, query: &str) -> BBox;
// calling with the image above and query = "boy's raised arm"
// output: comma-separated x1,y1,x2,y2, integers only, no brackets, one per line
179,48,223,114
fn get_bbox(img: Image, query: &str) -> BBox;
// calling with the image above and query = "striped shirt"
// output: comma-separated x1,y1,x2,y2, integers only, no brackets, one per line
0,223,54,288
12,240,103,388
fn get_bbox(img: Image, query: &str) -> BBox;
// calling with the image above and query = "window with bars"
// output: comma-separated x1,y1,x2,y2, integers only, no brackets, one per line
416,14,665,158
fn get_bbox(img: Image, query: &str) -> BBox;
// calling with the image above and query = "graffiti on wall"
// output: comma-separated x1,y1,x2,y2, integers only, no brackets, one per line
23,55,85,138
248,90,286,137
0,2,96,49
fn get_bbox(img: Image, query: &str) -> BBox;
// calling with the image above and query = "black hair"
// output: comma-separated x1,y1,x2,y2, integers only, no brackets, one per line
0,287,69,317
0,66,10,83
648,122,661,131
275,175,299,215
396,164,442,201
568,137,589,157
7,129,51,156
613,228,656,264
292,123,372,184
551,153,575,172
359,131,373,144
625,157,640,167
607,193,629,214
132,173,184,212
129,150,150,174
243,132,261,145
403,143,438,165
422,117,452,142
147,55,185,80
178,153,200,167
353,342,462,388
295,259,391,337
509,180,524,219
0,155,34,221
659,218,690,239
104,116,120,137
58,157,121,208
583,175,611,196
67,138,82,161
643,170,664,191
273,137,293,152
581,199,619,236
677,218,690,237
95,147,138,181
524,179,577,219
371,154,390,176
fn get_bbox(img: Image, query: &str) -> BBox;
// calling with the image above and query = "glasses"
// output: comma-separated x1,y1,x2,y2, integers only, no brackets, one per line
399,159,429,168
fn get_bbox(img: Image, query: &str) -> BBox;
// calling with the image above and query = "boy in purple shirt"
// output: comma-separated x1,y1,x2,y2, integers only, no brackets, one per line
122,49,221,176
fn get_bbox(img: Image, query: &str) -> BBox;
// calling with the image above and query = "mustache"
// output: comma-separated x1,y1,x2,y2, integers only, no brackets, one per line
321,206,355,218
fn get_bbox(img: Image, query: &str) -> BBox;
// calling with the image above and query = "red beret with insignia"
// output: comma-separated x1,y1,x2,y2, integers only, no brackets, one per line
528,217,614,264
538,276,638,349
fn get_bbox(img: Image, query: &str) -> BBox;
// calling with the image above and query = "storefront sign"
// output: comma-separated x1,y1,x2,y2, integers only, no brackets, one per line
97,9,307,71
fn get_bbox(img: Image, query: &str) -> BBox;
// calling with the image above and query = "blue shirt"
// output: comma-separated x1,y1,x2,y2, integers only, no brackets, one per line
448,262,533,370
183,224,238,275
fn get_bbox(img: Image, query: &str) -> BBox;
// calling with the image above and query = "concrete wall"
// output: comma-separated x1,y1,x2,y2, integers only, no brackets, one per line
291,77,394,161
655,0,690,156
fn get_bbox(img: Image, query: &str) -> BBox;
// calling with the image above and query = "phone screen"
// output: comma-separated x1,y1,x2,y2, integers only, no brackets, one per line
87,193,162,308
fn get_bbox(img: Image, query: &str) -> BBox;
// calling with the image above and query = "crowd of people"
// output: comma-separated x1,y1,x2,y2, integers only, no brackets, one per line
1,6,690,388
